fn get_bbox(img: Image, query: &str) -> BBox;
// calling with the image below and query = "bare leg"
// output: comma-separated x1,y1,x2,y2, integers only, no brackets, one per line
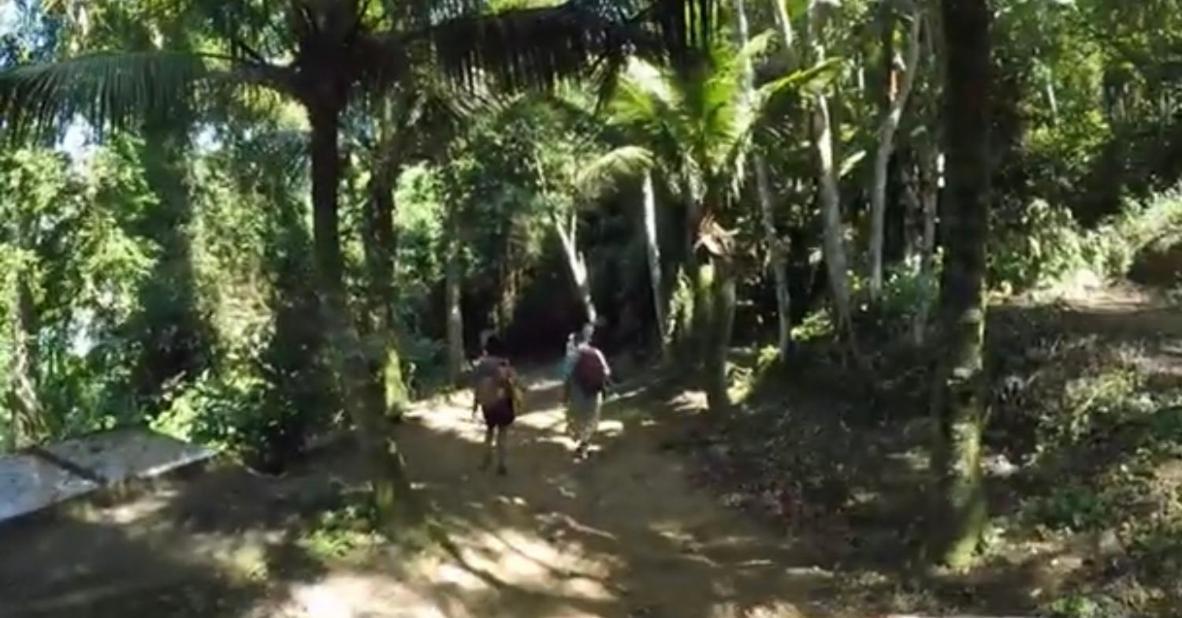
577,393,602,458
480,425,494,470
495,426,508,475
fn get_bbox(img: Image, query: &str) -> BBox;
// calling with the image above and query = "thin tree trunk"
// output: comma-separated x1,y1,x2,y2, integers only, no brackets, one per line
912,5,945,347
7,271,43,448
553,212,597,326
361,150,406,420
807,1,854,335
443,197,466,385
641,172,670,357
445,234,466,385
688,205,713,366
870,12,923,301
309,104,419,531
929,0,991,569
1044,68,1059,126
135,120,209,406
737,0,792,360
913,149,940,346
705,255,737,415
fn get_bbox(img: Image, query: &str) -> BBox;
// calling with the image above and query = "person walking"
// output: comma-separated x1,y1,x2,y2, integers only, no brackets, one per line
563,326,611,460
471,336,519,475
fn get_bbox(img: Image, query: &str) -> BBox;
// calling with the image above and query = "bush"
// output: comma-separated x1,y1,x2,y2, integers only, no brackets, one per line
988,189,1182,294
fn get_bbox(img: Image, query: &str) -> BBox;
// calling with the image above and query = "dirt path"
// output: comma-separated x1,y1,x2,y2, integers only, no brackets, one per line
0,377,853,618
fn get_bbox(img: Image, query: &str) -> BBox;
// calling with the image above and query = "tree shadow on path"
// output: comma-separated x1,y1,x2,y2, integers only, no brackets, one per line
389,376,858,618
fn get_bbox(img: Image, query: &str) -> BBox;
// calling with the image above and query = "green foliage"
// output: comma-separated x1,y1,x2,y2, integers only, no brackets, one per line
1047,595,1105,618
988,189,1182,294
1033,484,1112,532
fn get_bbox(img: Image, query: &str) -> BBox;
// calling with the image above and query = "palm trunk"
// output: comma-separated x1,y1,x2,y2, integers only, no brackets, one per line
686,203,713,367
928,0,991,569
641,172,670,358
705,255,736,415
309,103,418,531
807,1,854,335
737,0,792,360
870,12,923,301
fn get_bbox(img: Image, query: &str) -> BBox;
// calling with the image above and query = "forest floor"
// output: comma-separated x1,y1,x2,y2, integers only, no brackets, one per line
0,283,1179,618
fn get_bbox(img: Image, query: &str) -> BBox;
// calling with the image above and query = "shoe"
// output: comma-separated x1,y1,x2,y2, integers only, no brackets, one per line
496,464,508,476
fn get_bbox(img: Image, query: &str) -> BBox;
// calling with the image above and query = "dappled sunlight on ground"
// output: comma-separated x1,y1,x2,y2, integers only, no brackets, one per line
0,376,860,618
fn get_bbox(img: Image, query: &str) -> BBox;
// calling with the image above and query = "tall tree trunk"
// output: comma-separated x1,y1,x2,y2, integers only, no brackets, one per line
913,146,940,346
445,231,466,385
705,255,736,415
928,0,991,569
807,1,854,335
7,271,44,448
687,204,713,368
134,120,210,406
309,103,418,531
870,11,923,301
737,0,792,360
912,6,945,347
361,139,407,420
641,172,670,358
553,212,597,326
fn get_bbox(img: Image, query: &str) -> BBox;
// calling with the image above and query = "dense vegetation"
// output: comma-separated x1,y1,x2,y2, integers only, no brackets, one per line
2,0,1181,615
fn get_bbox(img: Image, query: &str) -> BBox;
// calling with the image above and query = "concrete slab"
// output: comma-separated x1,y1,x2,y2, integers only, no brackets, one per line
0,453,98,522
42,429,215,484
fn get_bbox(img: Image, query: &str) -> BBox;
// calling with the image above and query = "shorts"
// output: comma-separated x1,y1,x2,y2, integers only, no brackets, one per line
481,398,516,429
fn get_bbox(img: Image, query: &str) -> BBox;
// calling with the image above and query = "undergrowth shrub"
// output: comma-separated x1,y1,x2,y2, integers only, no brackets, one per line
988,189,1182,294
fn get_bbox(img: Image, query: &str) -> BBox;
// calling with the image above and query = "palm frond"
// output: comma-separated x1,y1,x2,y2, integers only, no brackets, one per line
0,51,289,141
576,145,656,199
754,56,842,102
422,0,717,93
423,3,635,92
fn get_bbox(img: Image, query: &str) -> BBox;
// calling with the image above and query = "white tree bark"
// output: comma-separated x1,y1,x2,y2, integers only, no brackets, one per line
641,172,670,356
869,11,923,301
444,233,466,385
553,212,597,326
912,6,944,347
737,0,792,360
795,0,854,333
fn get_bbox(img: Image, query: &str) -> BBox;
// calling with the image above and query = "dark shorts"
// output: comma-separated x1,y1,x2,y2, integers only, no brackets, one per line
481,398,515,428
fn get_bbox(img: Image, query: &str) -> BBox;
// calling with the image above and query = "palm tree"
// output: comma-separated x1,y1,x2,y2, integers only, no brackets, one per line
581,33,836,414
0,0,716,531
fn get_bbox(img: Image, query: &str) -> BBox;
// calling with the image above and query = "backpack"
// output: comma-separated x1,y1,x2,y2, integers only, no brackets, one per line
572,347,607,393
474,359,513,409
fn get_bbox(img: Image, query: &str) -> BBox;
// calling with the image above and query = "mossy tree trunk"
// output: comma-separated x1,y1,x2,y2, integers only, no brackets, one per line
360,99,408,420
928,0,991,570
309,100,419,532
